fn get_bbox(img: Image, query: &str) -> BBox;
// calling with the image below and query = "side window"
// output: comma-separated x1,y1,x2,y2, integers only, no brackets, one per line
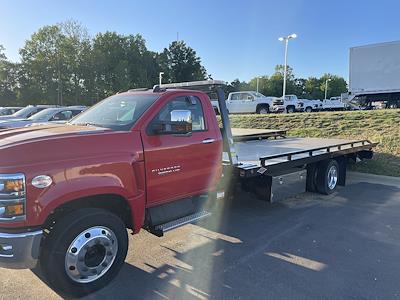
52,110,73,121
71,109,83,117
150,96,206,133
242,93,253,101
231,94,240,101
26,110,37,118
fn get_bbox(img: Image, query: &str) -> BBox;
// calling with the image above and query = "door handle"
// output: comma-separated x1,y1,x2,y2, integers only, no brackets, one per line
202,138,215,144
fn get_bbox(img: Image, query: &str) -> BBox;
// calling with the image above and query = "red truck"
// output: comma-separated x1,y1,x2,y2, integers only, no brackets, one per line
0,80,376,296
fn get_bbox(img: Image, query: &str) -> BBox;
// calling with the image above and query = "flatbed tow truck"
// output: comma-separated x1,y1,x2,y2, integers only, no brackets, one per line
0,80,376,296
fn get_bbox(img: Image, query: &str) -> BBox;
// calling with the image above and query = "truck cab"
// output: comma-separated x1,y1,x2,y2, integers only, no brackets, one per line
212,91,274,114
272,94,304,113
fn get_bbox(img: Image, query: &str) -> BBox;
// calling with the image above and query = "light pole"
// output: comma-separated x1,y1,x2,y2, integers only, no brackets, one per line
159,72,164,86
256,76,261,93
278,33,297,100
324,78,332,100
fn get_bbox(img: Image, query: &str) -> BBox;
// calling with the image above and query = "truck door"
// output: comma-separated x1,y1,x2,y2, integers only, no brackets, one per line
226,93,241,113
142,94,222,206
241,93,255,113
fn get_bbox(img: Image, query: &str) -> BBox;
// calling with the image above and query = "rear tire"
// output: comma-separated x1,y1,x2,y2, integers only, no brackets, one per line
40,208,128,297
316,159,339,195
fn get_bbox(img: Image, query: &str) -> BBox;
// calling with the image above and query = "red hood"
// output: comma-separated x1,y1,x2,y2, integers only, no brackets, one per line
0,124,143,168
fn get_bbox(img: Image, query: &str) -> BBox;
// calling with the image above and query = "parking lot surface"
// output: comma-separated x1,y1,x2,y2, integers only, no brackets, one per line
0,172,399,299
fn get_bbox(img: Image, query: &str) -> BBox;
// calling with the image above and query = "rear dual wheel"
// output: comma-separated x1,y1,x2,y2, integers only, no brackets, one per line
316,159,339,194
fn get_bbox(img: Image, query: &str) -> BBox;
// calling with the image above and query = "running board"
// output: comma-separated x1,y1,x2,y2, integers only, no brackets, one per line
148,211,211,237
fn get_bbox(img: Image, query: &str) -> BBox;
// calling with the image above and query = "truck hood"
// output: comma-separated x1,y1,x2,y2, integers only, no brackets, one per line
0,124,142,168
0,119,31,128
0,116,25,121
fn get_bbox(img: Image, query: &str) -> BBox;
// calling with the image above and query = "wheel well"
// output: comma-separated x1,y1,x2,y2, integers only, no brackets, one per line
43,194,133,231
256,103,269,109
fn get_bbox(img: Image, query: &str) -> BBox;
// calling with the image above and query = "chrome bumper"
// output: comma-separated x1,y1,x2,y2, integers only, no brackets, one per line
271,105,285,112
0,230,42,269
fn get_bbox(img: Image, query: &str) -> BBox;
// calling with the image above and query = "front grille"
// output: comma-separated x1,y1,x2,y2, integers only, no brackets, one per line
273,99,284,105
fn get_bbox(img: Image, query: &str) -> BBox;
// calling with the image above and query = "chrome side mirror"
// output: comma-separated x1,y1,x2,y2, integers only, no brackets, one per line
152,110,192,135
170,110,192,123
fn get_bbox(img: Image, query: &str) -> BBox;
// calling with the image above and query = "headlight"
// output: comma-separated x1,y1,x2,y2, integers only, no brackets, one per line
0,174,26,221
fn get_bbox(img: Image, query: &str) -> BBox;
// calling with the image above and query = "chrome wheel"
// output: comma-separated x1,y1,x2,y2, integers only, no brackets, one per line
327,165,338,190
65,226,118,283
258,107,269,114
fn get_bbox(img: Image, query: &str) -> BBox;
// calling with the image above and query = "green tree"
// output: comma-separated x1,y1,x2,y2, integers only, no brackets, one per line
158,41,207,83
19,25,63,104
0,45,20,105
304,76,322,99
320,74,347,99
248,76,269,94
92,32,159,100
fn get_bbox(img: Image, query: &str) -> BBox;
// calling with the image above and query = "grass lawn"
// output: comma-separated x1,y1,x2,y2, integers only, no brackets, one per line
227,109,400,177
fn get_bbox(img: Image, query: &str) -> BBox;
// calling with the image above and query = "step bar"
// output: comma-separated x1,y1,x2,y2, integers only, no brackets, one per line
148,211,211,237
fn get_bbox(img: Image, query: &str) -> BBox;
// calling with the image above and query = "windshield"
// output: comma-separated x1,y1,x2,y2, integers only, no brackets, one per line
28,108,57,121
69,94,159,131
12,106,35,118
252,92,266,98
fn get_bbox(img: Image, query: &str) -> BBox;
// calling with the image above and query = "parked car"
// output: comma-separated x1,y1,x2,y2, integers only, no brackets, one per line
0,106,86,129
0,105,57,121
271,94,304,113
211,91,275,114
0,107,23,116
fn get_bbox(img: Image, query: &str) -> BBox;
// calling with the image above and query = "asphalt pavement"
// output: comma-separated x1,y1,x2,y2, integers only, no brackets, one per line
1,172,399,300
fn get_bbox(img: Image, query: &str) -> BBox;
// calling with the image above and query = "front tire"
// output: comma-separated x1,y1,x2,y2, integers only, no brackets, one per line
305,106,313,113
40,208,128,296
286,106,295,113
256,105,269,114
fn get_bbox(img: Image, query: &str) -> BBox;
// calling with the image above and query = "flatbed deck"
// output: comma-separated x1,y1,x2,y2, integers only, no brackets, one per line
229,129,377,176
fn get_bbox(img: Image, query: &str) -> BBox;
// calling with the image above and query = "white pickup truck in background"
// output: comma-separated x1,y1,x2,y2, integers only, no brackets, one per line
211,91,275,114
301,99,323,112
322,97,347,110
272,94,304,113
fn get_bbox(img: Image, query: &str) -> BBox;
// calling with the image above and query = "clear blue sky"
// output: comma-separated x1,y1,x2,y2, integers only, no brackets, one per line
1,0,399,82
